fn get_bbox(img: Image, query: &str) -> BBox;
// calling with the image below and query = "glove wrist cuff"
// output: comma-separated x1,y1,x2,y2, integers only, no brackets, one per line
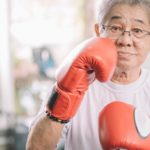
45,110,69,124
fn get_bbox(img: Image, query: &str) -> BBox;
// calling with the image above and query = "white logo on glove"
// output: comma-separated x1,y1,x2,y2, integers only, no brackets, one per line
134,108,150,138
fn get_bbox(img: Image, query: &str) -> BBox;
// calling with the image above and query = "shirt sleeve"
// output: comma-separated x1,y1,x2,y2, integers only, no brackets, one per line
56,122,71,150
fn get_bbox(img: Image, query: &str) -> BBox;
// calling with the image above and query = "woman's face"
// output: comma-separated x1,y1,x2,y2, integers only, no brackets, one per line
96,4,150,70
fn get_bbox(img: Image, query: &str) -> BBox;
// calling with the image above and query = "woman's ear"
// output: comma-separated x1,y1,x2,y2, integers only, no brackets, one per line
94,24,100,36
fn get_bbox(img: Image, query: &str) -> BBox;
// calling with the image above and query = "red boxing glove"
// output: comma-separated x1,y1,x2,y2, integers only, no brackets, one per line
99,101,150,150
46,37,117,123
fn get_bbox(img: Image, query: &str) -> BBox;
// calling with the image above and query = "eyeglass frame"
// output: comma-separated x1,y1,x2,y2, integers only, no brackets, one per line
102,24,150,38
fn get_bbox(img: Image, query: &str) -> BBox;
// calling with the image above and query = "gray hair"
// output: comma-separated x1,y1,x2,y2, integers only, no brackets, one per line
97,0,150,25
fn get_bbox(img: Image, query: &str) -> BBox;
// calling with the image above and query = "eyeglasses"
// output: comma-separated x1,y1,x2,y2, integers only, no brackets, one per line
102,25,150,38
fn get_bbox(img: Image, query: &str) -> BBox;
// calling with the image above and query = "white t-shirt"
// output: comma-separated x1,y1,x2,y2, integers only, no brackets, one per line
57,68,150,150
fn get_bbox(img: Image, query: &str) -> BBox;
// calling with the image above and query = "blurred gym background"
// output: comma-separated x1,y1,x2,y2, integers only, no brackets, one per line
0,0,150,150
